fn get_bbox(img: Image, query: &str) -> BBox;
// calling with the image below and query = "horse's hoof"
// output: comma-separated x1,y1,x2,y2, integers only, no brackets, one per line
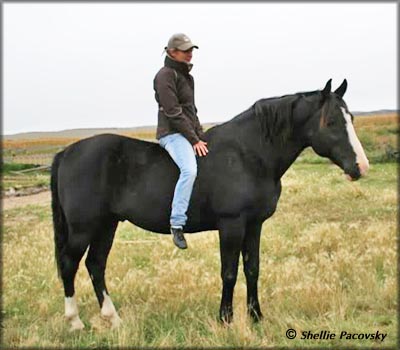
249,307,263,323
219,311,233,325
110,315,122,329
250,311,263,323
68,316,85,331
101,312,122,329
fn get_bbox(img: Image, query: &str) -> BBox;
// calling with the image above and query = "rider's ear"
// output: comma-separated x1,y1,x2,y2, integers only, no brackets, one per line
321,79,332,100
334,79,347,98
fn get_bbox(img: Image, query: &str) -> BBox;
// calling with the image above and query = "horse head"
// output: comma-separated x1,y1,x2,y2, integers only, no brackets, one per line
302,79,369,181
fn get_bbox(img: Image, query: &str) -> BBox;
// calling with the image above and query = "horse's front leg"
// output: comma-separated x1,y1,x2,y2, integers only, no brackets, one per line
242,221,263,322
218,215,246,324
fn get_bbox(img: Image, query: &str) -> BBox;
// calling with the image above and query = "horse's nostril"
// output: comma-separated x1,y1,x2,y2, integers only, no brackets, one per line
358,162,369,176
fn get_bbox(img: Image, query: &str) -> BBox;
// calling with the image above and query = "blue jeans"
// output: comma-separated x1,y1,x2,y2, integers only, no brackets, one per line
159,133,198,228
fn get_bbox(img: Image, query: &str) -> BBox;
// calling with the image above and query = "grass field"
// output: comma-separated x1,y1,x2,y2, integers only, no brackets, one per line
2,113,398,347
2,161,397,348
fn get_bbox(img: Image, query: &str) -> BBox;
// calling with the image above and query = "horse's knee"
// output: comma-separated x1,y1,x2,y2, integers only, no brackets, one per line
244,265,259,281
61,255,79,278
222,272,237,287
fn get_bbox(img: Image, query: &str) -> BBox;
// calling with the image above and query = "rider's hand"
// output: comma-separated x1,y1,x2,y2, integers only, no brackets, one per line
193,140,209,157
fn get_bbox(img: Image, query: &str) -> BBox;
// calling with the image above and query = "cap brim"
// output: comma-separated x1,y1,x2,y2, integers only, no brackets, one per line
176,43,199,51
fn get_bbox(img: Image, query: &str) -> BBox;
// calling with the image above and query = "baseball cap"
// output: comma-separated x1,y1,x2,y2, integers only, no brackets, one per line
165,33,199,51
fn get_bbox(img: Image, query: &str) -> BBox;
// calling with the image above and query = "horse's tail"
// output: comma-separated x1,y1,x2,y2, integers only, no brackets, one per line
51,151,67,278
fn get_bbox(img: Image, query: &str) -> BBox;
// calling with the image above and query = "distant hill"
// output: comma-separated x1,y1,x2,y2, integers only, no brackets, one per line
352,109,398,116
3,126,157,141
3,110,397,140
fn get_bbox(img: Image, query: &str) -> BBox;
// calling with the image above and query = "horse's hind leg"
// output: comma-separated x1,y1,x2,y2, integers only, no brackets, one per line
61,229,92,331
85,219,121,329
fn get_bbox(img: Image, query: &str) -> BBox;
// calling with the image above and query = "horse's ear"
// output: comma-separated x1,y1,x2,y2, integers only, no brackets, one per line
322,79,332,99
334,79,347,98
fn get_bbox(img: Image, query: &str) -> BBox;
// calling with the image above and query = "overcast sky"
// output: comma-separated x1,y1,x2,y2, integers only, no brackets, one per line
4,2,397,135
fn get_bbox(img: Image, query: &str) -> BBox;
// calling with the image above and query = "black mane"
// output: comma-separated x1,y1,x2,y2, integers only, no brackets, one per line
208,90,321,145
253,90,320,144
254,95,296,145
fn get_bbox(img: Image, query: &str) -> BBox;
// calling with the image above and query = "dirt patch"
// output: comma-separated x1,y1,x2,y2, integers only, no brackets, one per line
3,185,49,198
3,190,51,210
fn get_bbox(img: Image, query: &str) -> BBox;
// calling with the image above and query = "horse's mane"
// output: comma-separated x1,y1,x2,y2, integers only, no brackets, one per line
253,95,294,145
209,90,320,145
253,90,320,144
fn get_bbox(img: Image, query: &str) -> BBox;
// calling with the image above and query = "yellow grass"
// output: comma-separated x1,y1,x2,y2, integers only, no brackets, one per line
2,137,80,149
2,162,397,348
354,113,398,128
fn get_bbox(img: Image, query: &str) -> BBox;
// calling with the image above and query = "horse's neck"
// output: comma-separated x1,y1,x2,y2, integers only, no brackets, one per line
208,113,307,180
269,140,307,179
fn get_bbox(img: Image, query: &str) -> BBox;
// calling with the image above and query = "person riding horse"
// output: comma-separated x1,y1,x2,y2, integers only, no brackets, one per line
154,33,209,249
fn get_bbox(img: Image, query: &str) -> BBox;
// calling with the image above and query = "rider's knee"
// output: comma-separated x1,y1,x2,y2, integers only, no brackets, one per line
181,165,197,180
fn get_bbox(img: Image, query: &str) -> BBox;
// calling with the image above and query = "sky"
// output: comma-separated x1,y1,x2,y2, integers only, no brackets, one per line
3,2,397,135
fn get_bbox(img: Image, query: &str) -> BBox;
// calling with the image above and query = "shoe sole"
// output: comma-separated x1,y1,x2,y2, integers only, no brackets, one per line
173,238,188,249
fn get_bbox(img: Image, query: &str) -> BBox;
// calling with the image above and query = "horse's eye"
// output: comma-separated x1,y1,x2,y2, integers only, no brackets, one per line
327,119,335,127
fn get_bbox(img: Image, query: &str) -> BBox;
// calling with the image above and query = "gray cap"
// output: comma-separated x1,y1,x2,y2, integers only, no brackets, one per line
165,33,199,51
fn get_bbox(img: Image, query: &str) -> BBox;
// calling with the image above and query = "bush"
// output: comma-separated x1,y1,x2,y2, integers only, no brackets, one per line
1,163,41,175
371,144,400,163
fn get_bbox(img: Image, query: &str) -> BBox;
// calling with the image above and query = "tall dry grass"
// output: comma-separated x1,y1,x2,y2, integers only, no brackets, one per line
2,137,81,150
2,162,397,348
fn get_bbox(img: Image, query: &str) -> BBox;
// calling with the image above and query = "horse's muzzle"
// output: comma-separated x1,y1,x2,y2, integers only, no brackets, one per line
345,161,369,181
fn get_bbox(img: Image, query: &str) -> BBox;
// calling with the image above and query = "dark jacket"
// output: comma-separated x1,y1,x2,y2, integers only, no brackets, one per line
154,55,204,145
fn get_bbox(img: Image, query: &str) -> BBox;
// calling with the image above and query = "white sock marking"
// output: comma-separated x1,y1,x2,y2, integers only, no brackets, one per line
341,107,369,175
65,296,78,318
101,291,121,328
65,296,84,331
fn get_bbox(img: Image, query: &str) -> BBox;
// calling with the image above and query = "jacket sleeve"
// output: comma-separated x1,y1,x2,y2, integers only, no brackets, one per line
194,113,205,140
155,69,200,145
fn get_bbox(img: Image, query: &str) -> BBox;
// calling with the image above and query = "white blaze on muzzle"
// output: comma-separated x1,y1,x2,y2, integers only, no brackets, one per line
341,107,370,176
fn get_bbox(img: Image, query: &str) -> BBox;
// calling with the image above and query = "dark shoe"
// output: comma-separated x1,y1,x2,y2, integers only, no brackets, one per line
170,227,188,249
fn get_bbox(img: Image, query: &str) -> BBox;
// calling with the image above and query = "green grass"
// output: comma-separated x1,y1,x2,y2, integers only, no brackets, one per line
1,164,51,192
1,163,41,174
2,162,397,348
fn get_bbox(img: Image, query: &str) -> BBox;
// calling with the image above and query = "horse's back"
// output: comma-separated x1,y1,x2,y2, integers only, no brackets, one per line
55,132,258,234
57,134,173,226
58,134,164,182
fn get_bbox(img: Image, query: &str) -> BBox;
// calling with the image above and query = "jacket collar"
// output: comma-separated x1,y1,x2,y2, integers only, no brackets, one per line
164,54,193,75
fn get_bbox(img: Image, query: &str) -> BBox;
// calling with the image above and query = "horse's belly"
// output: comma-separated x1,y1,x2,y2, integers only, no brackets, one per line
111,187,171,233
112,183,216,234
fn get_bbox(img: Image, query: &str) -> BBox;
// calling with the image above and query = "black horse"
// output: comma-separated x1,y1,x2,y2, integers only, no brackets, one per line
51,79,369,330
